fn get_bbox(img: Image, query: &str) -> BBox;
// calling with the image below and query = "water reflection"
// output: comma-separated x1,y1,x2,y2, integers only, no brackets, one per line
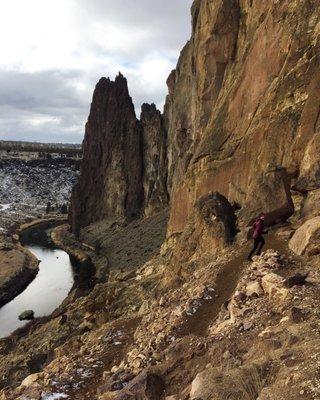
0,228,76,338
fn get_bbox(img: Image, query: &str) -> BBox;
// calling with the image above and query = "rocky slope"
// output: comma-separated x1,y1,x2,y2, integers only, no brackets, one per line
2,223,320,400
0,156,79,233
0,159,78,207
2,1,320,399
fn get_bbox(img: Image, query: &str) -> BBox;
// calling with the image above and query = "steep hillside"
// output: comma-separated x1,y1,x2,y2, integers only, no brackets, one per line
2,1,320,400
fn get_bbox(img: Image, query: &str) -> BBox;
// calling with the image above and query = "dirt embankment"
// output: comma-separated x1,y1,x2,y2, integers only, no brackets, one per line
0,241,39,308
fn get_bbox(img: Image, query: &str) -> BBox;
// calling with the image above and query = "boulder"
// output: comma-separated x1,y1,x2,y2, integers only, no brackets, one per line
261,274,290,305
289,217,320,255
18,310,34,321
284,272,309,288
246,281,264,297
195,192,237,244
115,371,164,400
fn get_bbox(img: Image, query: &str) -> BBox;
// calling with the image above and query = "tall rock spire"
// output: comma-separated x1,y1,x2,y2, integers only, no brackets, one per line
70,74,143,234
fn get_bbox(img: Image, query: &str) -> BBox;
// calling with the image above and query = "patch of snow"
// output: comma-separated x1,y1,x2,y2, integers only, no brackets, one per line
42,393,69,400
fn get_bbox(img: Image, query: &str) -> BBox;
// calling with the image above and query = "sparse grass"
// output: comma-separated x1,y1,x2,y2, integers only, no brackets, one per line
211,360,276,400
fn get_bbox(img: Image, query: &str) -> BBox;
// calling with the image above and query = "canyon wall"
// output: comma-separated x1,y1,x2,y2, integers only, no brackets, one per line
166,0,320,235
71,0,320,245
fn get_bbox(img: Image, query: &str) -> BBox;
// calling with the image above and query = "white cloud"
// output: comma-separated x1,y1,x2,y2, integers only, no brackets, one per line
0,0,193,143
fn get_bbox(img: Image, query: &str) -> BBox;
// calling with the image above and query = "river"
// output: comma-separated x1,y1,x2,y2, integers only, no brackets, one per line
0,226,75,338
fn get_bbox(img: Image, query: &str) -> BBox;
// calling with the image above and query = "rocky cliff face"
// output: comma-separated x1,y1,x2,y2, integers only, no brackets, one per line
72,0,320,250
140,103,168,217
166,0,320,236
71,75,142,234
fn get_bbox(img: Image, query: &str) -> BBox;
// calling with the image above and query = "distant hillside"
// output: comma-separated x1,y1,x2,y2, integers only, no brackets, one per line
0,140,82,156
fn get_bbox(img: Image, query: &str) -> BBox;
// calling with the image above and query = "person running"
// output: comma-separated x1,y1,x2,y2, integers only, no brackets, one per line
247,213,266,261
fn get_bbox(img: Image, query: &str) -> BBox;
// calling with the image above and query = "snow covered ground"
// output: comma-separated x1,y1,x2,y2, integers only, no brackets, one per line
0,158,79,232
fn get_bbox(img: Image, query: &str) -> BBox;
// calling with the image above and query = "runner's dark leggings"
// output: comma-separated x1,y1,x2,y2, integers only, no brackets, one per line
248,236,265,260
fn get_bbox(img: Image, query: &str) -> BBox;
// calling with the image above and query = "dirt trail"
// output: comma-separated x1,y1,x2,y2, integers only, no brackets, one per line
177,234,293,338
49,232,297,399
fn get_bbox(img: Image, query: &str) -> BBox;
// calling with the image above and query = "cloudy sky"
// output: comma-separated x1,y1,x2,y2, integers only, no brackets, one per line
0,0,192,143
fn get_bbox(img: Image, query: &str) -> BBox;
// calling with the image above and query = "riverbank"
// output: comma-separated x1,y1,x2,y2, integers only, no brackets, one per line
0,237,76,339
0,238,39,308
0,217,67,309
51,224,108,284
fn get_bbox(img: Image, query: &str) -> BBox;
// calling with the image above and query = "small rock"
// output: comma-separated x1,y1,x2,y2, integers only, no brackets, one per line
59,314,67,325
307,246,320,256
246,281,263,297
78,320,94,334
290,307,308,323
111,381,123,391
19,310,35,320
21,372,41,387
116,371,164,400
234,291,247,303
261,273,290,305
242,321,253,331
159,297,166,306
153,352,162,361
194,342,206,356
284,272,309,288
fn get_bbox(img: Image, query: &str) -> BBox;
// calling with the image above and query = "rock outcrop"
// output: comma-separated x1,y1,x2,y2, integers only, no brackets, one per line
72,0,320,248
289,216,320,255
140,104,168,217
165,0,320,235
70,74,143,235
70,78,169,234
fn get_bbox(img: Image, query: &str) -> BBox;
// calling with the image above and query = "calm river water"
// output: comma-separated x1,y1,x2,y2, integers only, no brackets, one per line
0,228,75,338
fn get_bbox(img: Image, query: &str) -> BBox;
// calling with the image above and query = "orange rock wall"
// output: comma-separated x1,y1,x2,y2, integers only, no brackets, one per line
165,0,320,235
